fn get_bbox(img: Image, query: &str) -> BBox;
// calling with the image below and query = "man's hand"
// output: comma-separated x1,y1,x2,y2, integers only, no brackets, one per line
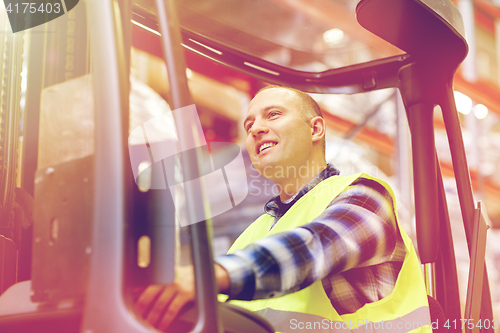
134,264,230,332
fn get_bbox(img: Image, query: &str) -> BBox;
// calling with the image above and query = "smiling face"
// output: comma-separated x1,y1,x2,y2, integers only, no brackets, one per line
244,87,321,182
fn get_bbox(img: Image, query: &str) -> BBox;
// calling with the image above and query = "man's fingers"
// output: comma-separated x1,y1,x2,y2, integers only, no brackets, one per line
146,286,178,327
157,294,192,332
134,265,197,331
132,286,146,302
135,285,165,318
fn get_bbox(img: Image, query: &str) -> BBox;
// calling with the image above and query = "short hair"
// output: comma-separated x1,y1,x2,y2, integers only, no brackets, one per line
256,85,323,120
255,85,325,152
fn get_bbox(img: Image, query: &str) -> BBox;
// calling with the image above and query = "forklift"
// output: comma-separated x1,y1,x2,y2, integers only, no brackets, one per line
0,0,494,332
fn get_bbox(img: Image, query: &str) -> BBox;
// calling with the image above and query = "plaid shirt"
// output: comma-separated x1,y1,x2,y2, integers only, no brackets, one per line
215,164,406,315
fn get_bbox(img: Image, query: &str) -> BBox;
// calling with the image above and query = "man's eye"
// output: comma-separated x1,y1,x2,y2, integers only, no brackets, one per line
246,123,253,132
268,111,279,118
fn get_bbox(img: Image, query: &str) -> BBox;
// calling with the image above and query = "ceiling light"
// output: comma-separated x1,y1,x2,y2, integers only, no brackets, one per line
323,28,344,46
473,104,488,119
454,91,472,115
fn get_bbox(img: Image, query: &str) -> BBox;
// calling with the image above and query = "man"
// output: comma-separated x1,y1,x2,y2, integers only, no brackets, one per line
135,86,430,332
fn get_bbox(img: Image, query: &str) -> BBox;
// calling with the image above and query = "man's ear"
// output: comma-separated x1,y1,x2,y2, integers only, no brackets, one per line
310,116,326,143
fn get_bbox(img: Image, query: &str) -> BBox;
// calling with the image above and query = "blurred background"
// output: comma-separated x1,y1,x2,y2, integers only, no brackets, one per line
1,0,500,327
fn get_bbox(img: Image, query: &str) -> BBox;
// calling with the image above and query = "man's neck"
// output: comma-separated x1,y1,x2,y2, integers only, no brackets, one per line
275,161,328,202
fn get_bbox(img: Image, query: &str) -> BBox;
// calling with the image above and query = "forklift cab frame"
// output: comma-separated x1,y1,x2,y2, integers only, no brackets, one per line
0,0,493,332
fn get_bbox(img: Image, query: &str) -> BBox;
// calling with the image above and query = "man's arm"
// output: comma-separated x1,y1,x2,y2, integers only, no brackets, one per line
214,178,401,300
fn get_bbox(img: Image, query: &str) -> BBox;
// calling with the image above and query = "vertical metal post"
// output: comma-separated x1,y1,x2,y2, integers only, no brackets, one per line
395,91,414,229
406,101,440,264
399,61,441,264
398,62,461,330
464,201,489,333
21,27,44,198
82,1,157,332
439,82,494,333
154,0,222,332
434,157,462,326
0,25,24,227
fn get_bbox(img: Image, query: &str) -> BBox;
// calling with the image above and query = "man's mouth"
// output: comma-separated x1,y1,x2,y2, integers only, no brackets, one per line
258,142,277,154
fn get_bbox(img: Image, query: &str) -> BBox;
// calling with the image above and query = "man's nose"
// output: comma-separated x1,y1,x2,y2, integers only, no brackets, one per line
250,119,268,137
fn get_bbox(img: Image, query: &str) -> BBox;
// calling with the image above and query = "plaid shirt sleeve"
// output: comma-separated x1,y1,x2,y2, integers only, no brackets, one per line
214,177,400,301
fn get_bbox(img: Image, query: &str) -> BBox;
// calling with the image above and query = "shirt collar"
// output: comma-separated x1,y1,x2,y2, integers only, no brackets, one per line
264,163,340,218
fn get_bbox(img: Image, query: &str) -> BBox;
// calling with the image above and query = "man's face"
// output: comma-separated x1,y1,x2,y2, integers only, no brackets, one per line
243,88,314,180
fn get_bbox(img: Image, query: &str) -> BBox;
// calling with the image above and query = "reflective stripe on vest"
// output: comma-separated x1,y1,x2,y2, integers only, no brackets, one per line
226,173,431,333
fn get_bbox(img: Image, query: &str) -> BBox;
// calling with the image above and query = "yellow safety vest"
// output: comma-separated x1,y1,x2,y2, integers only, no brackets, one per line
225,173,431,332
